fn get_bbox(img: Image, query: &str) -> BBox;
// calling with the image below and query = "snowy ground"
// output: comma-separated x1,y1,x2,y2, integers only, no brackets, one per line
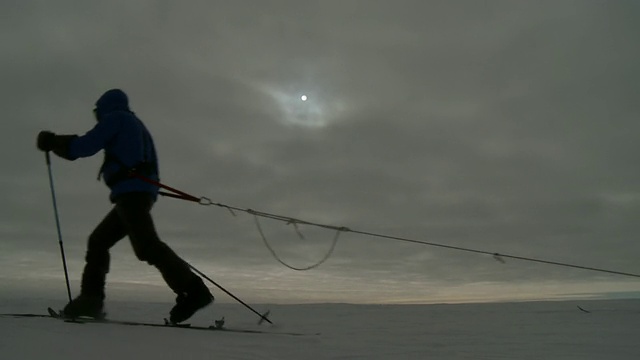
1,296,639,359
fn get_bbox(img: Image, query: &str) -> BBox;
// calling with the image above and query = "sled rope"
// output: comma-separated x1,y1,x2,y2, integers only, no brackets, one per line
133,174,640,279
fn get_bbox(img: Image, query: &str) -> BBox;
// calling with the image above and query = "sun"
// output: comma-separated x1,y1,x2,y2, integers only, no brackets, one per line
261,85,333,127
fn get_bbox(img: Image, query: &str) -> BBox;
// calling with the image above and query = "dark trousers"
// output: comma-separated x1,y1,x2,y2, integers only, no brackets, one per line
81,192,199,299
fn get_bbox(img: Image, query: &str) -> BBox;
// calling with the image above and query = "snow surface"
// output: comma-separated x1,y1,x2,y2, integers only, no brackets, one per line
1,296,639,359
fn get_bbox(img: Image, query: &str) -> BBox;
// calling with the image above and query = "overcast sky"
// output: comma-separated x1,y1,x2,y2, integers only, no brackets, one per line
2,0,639,305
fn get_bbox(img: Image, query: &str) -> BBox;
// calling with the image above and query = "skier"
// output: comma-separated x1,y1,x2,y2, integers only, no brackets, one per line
36,89,213,323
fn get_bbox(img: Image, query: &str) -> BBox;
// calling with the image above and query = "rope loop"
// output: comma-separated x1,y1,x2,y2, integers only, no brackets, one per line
253,215,340,271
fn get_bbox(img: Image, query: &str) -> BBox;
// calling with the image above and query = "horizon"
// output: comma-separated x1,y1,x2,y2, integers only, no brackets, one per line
3,275,639,306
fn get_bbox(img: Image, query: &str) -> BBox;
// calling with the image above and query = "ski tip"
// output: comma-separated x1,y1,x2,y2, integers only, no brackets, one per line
47,307,60,318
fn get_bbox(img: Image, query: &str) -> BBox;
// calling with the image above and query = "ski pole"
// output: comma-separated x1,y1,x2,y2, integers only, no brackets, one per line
45,152,73,302
187,263,272,325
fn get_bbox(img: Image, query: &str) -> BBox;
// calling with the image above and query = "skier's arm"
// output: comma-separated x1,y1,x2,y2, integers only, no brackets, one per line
68,116,121,159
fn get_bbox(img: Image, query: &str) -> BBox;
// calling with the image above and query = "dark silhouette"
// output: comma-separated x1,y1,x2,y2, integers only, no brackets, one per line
37,89,213,323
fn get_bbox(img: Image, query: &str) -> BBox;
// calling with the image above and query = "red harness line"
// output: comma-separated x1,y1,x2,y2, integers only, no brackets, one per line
129,173,200,203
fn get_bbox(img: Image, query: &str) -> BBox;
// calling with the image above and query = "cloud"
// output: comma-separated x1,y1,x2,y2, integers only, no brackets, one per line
2,0,640,303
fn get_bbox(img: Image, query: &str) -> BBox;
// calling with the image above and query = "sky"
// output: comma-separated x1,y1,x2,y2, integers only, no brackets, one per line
1,0,640,304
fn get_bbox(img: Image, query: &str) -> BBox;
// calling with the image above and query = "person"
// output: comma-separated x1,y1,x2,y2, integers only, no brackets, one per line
36,89,213,323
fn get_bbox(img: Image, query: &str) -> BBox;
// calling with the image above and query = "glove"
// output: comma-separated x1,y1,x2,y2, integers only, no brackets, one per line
36,131,78,160
37,131,56,152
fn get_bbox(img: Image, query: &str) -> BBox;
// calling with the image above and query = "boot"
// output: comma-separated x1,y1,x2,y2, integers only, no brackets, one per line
169,279,214,324
62,294,105,319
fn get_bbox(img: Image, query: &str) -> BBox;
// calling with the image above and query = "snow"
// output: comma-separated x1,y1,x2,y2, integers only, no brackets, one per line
1,296,639,359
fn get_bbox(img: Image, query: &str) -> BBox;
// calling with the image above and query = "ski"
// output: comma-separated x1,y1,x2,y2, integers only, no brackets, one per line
1,308,317,336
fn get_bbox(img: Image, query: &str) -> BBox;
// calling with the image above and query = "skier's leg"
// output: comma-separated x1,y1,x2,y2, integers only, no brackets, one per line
115,193,212,296
115,192,213,323
81,207,127,299
63,207,126,317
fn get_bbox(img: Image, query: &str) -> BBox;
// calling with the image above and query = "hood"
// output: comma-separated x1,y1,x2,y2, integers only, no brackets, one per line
94,89,130,121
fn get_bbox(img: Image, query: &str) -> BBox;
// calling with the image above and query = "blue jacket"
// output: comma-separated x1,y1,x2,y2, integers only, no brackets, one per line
67,89,160,202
